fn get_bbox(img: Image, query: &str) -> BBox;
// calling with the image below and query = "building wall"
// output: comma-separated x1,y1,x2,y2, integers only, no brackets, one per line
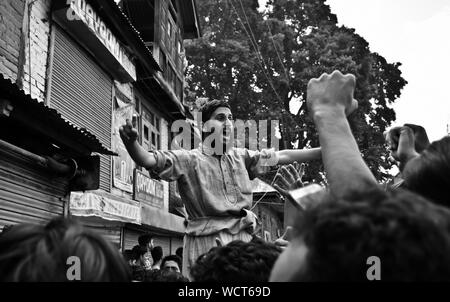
0,0,25,81
1,0,187,244
21,0,51,102
161,118,170,210
111,80,135,200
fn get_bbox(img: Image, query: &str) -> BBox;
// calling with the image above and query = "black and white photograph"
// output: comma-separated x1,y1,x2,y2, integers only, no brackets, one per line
1,0,450,290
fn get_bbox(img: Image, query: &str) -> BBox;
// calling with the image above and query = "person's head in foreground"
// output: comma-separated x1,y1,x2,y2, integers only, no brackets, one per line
190,238,282,282
402,136,450,208
270,187,450,281
0,218,131,282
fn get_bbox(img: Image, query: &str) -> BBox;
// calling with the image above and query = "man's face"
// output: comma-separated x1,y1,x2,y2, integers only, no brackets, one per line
269,237,309,282
206,107,234,147
384,128,401,162
163,260,180,273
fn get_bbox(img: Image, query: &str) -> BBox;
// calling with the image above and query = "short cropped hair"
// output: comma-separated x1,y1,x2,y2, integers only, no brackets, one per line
131,244,148,261
190,238,282,282
199,99,231,124
290,187,450,281
138,233,153,247
0,218,131,282
175,247,183,259
161,255,182,271
151,246,163,262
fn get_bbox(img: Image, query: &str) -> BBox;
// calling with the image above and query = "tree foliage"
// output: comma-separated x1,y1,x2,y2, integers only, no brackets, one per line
184,0,407,183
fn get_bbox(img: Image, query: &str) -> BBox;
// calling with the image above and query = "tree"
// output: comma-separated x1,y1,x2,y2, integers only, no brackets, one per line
184,0,407,183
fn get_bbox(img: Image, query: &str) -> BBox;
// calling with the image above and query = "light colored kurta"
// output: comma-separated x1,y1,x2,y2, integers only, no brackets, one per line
148,145,277,277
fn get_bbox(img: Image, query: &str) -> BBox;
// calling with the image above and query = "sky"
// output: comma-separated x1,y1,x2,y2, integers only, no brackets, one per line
325,0,450,142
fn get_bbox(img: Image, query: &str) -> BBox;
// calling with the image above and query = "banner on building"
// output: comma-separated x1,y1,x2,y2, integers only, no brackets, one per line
134,169,164,209
70,191,141,224
112,96,135,193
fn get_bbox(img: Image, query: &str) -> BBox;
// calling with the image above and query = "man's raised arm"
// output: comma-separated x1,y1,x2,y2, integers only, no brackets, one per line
307,70,377,197
277,148,322,165
119,119,156,169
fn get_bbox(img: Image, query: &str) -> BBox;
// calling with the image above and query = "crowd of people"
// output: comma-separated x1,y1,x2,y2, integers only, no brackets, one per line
1,70,450,282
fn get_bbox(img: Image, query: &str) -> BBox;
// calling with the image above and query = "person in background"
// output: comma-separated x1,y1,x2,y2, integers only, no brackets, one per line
138,233,153,269
385,123,450,207
384,123,430,189
175,247,183,262
151,246,163,270
161,255,182,274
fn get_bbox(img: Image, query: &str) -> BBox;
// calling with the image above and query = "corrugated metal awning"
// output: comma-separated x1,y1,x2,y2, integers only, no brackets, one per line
0,74,116,156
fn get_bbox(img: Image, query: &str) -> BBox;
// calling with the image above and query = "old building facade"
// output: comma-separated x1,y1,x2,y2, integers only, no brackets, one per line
0,0,201,256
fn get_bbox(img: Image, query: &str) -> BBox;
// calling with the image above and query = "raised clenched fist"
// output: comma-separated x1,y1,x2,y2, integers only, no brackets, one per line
307,70,358,118
119,117,139,145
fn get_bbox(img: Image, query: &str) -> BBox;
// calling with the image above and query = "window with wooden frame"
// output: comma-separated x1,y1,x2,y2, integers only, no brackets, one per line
141,107,161,151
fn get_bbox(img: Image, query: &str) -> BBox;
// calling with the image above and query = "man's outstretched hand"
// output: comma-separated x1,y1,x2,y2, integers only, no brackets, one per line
273,162,306,199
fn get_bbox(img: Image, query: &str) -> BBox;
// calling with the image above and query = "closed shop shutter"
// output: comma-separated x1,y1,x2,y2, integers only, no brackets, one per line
123,228,141,251
153,236,171,258
0,145,67,229
170,237,183,255
77,217,122,250
49,26,112,191
122,228,172,259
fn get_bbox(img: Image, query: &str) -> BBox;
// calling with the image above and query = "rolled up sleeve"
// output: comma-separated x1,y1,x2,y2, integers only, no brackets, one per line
148,149,191,181
245,148,279,180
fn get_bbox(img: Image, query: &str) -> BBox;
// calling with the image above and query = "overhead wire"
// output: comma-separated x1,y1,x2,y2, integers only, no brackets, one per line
237,0,290,97
228,0,284,104
264,19,290,84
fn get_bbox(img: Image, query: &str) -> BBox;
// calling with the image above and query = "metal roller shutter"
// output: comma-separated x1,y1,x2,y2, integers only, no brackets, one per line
170,237,183,255
153,236,171,258
123,228,141,251
0,144,67,229
49,26,112,191
122,228,171,258
77,217,122,250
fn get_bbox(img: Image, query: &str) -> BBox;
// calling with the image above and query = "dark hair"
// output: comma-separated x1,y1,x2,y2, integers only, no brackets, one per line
199,99,231,124
403,123,430,153
151,246,163,262
175,247,183,259
289,187,450,281
122,249,134,262
138,233,152,247
131,244,148,261
161,255,182,271
145,269,189,282
403,136,450,208
190,239,282,282
0,218,131,282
